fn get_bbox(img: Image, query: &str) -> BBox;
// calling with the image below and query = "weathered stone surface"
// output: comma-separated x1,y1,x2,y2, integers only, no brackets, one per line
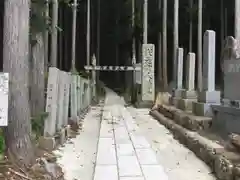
229,133,240,150
150,109,240,180
214,155,234,180
38,136,56,151
181,90,197,99
157,105,212,131
68,117,79,131
192,102,213,117
141,44,155,102
178,98,196,111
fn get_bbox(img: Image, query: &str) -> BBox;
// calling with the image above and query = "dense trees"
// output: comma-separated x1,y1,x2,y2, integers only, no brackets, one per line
0,0,237,167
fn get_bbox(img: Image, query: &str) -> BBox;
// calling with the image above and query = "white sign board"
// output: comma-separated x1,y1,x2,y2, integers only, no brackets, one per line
141,44,155,101
0,73,9,126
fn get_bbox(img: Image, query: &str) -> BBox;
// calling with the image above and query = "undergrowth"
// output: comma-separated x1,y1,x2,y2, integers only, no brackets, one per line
0,129,5,156
31,112,49,140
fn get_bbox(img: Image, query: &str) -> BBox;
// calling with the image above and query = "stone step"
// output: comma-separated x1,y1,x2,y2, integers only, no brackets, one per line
155,104,212,131
150,109,240,180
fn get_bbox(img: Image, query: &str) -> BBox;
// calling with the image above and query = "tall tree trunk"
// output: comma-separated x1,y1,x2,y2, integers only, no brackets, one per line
158,0,163,87
224,8,228,37
44,0,49,73
162,0,168,90
220,0,224,52
197,0,203,91
189,0,193,52
59,5,63,69
143,0,148,44
50,0,58,67
30,34,45,118
64,5,69,70
96,0,100,83
173,0,179,86
115,0,119,84
87,0,90,67
71,0,77,71
3,0,34,167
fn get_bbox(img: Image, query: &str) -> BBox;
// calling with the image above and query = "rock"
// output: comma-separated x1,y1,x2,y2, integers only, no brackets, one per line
43,153,57,163
229,133,240,150
31,163,46,174
68,117,79,131
38,136,56,151
214,155,234,180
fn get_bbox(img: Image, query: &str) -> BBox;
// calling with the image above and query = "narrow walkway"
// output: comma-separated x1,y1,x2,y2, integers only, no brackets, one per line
94,90,168,180
54,88,216,180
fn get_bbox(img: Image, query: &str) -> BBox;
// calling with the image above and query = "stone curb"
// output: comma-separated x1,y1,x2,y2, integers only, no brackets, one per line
150,110,240,180
157,105,212,131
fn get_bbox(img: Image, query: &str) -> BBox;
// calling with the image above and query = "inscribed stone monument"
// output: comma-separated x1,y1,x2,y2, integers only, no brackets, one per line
193,30,220,116
177,53,197,111
141,44,155,102
44,67,59,136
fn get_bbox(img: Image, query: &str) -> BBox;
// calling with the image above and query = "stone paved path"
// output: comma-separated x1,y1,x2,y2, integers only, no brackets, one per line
54,88,216,180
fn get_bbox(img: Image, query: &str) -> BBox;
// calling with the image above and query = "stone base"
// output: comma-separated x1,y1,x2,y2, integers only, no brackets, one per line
59,128,67,145
192,101,219,117
181,90,197,99
177,98,197,111
38,136,56,151
198,91,221,103
222,98,240,108
170,97,181,107
172,89,185,98
38,127,68,151
135,100,153,108
211,105,240,137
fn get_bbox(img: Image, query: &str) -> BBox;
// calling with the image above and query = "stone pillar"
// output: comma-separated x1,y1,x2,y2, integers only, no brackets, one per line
182,52,197,98
171,48,184,106
56,71,65,131
173,48,184,97
178,52,197,111
44,67,59,137
70,75,78,120
77,76,81,114
137,44,155,108
63,72,70,126
192,30,220,116
92,55,97,100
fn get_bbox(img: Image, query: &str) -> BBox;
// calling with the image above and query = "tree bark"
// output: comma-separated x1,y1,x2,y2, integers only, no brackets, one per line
197,0,203,91
162,0,168,90
44,0,49,73
173,0,179,87
189,0,193,52
3,0,34,167
158,0,163,88
30,33,45,118
50,0,58,67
